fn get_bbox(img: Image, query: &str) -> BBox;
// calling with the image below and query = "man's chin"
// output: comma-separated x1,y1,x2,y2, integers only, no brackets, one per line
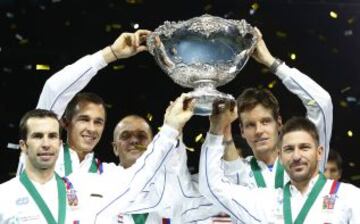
253,145,272,154
289,171,309,183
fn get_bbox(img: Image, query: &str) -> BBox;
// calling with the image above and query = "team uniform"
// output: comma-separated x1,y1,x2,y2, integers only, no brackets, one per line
1,124,181,224
199,133,360,224
16,51,108,177
161,63,333,223
223,62,333,189
13,50,180,223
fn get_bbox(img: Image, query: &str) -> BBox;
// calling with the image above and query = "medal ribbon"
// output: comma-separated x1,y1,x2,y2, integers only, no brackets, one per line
64,143,102,175
250,157,284,188
283,173,327,224
20,172,67,224
131,213,149,224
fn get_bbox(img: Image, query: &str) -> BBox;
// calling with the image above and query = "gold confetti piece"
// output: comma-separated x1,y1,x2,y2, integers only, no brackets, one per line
195,133,203,142
19,39,29,45
251,3,259,10
347,17,355,24
290,53,296,60
113,65,125,70
307,100,316,106
157,126,162,131
36,64,50,70
126,0,143,4
339,100,348,108
146,113,153,122
268,80,277,89
112,24,122,29
186,147,195,152
275,31,287,38
330,11,338,19
350,175,360,181
105,25,111,32
347,130,353,137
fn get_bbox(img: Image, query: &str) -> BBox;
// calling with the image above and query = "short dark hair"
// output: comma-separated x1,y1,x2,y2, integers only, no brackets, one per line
236,88,280,125
328,149,343,171
62,92,106,122
19,109,60,140
278,117,319,148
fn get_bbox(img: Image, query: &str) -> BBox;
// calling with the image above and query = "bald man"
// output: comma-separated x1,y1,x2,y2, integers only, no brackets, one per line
112,115,153,169
109,115,168,223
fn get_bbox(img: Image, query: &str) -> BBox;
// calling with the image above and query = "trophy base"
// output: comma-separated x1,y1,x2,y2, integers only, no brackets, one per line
189,88,235,116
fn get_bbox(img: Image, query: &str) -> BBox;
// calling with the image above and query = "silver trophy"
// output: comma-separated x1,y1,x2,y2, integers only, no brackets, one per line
147,14,258,115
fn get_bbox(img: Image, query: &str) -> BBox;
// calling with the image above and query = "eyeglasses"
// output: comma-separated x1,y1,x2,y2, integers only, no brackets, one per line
117,131,150,142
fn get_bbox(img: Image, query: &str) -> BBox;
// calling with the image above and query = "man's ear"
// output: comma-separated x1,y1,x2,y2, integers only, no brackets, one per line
19,139,27,154
317,145,324,162
112,142,119,157
239,123,245,138
277,115,283,131
60,118,68,129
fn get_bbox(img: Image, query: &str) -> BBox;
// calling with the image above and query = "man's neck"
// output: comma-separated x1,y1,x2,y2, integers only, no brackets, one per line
25,167,54,185
67,142,88,162
291,171,319,194
120,161,133,169
254,149,278,166
76,151,87,162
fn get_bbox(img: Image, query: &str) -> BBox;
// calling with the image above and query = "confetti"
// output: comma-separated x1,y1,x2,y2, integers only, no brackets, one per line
267,80,277,89
340,86,351,93
7,143,19,150
329,11,338,19
36,64,50,70
112,65,125,70
195,133,203,142
290,53,296,60
146,113,153,122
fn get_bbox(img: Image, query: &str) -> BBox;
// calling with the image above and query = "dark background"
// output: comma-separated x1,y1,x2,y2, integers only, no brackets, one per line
1,0,359,186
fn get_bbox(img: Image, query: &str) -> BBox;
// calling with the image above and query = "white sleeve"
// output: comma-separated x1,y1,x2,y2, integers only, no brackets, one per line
163,142,222,223
347,184,360,223
199,133,271,223
36,50,107,118
15,51,108,176
275,63,333,172
223,158,248,185
92,125,180,223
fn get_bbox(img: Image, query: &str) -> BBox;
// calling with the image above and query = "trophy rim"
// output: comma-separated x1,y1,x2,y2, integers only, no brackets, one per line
147,14,258,88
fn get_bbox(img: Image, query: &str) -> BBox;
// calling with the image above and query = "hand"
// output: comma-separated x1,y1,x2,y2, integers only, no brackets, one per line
164,93,195,133
112,29,151,58
209,99,238,135
154,35,175,70
251,27,276,68
103,29,151,63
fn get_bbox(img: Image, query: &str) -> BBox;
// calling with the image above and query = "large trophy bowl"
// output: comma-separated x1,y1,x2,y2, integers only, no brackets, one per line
147,14,257,116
